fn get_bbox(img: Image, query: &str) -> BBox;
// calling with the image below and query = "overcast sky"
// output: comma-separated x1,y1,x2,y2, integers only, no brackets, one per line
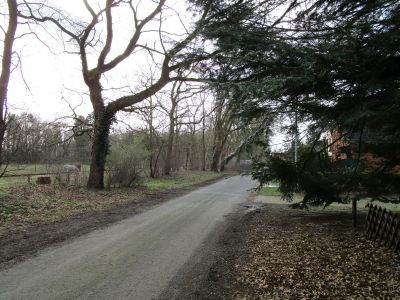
1,0,294,150
3,0,189,122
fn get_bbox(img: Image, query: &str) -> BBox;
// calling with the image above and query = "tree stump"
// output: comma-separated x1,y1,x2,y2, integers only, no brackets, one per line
36,176,51,185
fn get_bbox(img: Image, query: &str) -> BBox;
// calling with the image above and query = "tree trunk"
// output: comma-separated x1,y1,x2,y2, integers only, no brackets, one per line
201,101,206,171
352,198,358,227
173,126,180,172
0,125,6,166
153,141,164,178
211,119,223,172
87,109,113,189
211,143,223,172
185,147,190,170
149,155,155,178
219,152,226,172
201,127,206,171
164,116,174,175
0,0,17,167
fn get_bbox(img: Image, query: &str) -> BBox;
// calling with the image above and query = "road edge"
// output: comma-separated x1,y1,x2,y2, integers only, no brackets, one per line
0,174,234,271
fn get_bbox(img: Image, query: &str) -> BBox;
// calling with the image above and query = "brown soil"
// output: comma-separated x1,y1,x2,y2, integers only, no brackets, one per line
175,203,400,299
0,175,228,271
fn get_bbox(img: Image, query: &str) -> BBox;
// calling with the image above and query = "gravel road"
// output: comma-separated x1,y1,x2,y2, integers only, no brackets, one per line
0,175,256,300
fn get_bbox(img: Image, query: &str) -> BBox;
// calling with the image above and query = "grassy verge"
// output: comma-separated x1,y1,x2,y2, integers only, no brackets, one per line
257,186,400,212
258,186,282,197
0,170,225,238
143,171,224,190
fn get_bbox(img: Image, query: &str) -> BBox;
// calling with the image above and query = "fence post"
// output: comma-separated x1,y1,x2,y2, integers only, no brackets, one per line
352,198,357,227
390,217,400,248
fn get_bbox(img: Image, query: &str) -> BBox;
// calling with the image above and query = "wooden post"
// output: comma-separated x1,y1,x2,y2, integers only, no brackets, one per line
390,217,400,248
352,198,357,227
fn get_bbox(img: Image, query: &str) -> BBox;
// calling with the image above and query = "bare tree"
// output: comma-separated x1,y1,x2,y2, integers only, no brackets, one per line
4,113,68,164
0,0,17,171
185,94,206,170
201,95,207,171
18,0,222,188
127,96,164,178
158,80,186,175
210,90,233,172
158,79,207,175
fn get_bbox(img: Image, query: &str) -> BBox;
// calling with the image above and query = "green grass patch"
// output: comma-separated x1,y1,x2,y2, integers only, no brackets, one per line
0,177,28,188
143,171,224,190
258,186,282,197
3,164,54,175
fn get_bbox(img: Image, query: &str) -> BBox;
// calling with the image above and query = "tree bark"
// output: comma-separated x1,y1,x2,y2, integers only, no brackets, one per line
210,90,231,172
211,143,223,172
87,108,113,189
352,198,358,227
201,105,206,171
164,115,175,175
0,0,17,167
219,152,227,172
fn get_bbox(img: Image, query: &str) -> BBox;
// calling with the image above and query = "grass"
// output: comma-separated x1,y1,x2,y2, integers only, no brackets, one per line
258,186,282,197
143,171,224,190
3,164,50,175
257,186,400,213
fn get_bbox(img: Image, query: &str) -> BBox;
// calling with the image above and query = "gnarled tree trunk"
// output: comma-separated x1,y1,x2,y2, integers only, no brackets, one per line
211,142,223,172
87,108,113,189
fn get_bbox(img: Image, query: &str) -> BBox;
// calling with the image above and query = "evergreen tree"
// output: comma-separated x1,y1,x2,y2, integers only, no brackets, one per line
197,0,400,211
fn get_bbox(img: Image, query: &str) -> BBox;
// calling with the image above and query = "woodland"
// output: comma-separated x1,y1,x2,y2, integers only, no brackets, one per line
1,0,399,206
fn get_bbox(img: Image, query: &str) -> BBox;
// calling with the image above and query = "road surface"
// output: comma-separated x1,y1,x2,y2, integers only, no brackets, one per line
0,175,256,300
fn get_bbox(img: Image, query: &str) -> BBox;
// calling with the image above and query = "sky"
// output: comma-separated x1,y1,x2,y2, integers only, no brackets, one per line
3,0,190,122
1,0,292,150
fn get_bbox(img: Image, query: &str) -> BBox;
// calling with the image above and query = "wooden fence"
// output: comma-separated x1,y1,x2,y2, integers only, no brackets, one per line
2,171,87,185
365,203,400,252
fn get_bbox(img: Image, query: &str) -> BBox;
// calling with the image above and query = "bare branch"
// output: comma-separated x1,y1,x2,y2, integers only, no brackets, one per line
101,0,167,72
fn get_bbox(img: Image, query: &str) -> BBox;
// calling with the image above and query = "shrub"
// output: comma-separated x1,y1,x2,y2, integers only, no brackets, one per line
106,137,149,188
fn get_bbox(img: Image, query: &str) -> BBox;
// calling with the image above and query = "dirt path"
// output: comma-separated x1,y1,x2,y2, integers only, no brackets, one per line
177,202,400,299
0,176,256,300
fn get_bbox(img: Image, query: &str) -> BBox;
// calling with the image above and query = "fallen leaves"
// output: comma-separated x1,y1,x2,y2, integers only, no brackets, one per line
201,205,400,299
0,184,148,237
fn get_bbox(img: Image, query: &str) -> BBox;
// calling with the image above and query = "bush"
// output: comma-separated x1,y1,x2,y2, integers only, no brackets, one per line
106,137,149,188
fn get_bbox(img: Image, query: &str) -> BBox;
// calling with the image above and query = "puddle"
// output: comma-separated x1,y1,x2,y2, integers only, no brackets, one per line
243,203,263,213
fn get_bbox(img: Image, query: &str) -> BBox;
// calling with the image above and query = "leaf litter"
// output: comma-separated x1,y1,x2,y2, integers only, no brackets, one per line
197,204,400,299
